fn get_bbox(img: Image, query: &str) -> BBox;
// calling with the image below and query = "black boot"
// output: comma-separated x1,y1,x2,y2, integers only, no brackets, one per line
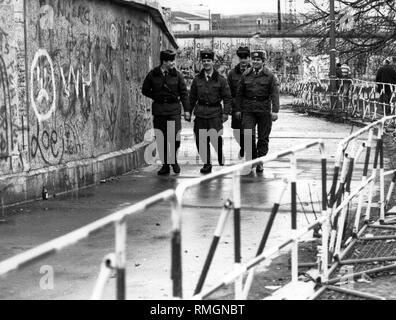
218,156,225,166
171,163,181,174
200,164,212,174
239,148,244,159
158,164,170,176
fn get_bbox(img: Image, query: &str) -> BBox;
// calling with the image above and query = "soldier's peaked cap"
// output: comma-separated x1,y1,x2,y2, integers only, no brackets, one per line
160,49,176,61
200,49,214,60
237,46,250,58
251,51,266,60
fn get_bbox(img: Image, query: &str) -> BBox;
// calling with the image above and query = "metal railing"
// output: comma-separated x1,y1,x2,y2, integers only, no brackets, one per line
191,115,396,300
1,117,395,300
0,140,326,300
171,140,327,298
0,189,176,300
282,77,396,121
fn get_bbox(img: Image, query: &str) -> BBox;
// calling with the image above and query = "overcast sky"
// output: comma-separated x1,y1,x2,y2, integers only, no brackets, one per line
160,0,312,15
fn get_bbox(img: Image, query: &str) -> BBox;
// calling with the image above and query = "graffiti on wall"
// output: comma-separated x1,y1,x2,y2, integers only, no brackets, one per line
30,49,57,122
0,1,27,173
26,0,155,168
303,55,330,80
176,37,304,85
0,55,11,159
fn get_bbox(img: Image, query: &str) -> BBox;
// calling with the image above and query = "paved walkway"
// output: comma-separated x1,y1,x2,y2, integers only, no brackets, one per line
0,95,391,300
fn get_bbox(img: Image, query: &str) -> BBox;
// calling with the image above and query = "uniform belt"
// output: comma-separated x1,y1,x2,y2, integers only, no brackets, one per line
246,96,267,101
154,97,179,103
198,100,221,107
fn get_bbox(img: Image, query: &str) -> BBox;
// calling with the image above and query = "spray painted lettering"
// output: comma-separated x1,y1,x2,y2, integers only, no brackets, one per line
0,55,11,158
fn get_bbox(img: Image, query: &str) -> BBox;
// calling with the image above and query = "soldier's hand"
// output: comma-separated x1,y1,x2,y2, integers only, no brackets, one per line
234,112,242,121
271,112,279,122
184,112,191,122
222,114,229,123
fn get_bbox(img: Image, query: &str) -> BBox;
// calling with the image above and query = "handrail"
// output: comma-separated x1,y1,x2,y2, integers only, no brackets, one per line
0,189,175,300
195,172,376,300
193,115,396,300
282,77,396,120
1,112,395,300
175,140,324,198
171,139,326,298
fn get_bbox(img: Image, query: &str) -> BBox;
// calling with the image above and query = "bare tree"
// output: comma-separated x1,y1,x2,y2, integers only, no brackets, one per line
299,0,396,73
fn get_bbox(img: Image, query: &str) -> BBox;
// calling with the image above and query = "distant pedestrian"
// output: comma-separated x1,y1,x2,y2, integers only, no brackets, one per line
375,57,396,115
188,49,232,174
235,50,280,174
340,62,352,105
142,49,190,175
335,62,343,90
341,63,351,79
227,46,251,159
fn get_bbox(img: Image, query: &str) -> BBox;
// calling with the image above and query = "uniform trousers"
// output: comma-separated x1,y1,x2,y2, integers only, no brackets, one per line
193,116,224,165
153,115,181,165
242,112,272,160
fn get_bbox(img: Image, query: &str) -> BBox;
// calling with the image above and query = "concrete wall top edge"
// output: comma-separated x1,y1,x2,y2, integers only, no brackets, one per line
111,0,178,49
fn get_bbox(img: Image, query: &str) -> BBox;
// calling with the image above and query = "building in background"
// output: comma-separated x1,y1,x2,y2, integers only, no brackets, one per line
169,3,211,32
171,11,210,32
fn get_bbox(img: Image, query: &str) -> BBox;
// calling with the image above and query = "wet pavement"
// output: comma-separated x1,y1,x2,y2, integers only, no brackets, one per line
0,95,389,300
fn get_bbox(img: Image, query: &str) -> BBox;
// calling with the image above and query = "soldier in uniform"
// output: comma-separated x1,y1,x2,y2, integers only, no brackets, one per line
376,57,396,115
227,46,251,159
188,49,232,174
142,49,190,175
235,50,279,173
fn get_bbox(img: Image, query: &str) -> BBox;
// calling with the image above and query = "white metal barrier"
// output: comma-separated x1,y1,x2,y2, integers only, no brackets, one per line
282,77,396,121
172,140,327,298
1,117,395,300
0,189,176,300
191,115,396,300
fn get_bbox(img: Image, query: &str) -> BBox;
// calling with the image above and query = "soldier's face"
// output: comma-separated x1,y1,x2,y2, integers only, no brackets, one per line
252,58,264,70
163,59,176,70
202,59,214,71
239,57,250,68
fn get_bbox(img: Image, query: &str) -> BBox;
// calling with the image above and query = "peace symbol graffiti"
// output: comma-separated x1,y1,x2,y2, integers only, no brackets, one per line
30,49,57,122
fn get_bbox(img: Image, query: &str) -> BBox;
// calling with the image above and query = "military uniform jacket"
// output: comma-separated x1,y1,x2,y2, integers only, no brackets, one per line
227,63,251,110
235,67,280,113
142,66,190,116
375,65,396,94
189,69,232,119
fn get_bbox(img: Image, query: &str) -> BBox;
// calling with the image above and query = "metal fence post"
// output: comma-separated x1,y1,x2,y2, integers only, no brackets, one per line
290,153,298,283
233,170,243,299
379,122,385,223
241,178,289,300
365,127,381,223
194,200,232,295
320,142,329,281
329,145,343,207
233,170,241,264
385,172,396,210
354,129,373,233
115,218,127,300
329,154,350,259
91,253,115,300
171,193,183,298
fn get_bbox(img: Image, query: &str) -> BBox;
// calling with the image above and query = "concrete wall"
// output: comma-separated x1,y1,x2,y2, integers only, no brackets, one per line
177,37,303,88
0,0,176,205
